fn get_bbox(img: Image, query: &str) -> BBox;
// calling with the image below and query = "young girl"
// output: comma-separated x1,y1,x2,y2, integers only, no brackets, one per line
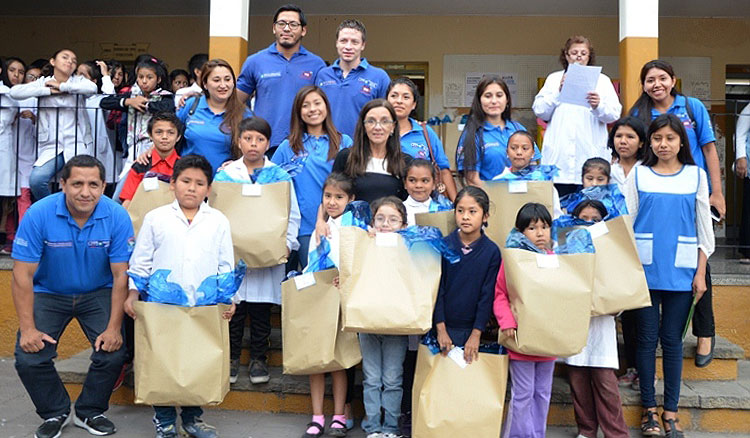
302,172,354,438
0,61,19,253
77,60,117,185
100,56,174,199
216,117,301,386
564,167,629,438
402,158,451,226
169,69,190,93
624,114,714,437
360,196,409,438
273,85,353,270
494,202,556,438
608,116,647,189
9,48,98,200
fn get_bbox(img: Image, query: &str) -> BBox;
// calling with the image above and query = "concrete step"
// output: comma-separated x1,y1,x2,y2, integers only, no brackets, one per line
635,334,745,381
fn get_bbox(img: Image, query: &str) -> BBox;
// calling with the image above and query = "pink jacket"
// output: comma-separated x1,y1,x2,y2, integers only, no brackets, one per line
494,261,555,362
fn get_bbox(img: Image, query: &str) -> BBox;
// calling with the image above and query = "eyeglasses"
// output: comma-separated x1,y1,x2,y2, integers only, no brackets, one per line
274,20,301,30
26,73,40,81
567,50,589,58
373,215,403,227
364,119,396,129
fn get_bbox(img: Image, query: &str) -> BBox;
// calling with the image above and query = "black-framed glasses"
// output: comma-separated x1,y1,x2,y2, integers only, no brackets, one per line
274,20,301,30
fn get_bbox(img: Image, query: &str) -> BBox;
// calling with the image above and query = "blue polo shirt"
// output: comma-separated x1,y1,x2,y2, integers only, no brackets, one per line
456,120,540,180
314,58,391,137
399,118,450,170
237,43,326,146
12,192,134,295
272,132,353,236
178,95,253,172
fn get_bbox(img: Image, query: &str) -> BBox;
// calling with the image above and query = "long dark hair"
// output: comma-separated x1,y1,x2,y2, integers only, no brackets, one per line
1,57,26,86
461,75,513,171
628,60,681,128
387,76,420,119
79,60,103,92
200,59,246,154
642,114,695,167
288,86,341,161
608,116,647,161
134,56,169,91
346,99,405,178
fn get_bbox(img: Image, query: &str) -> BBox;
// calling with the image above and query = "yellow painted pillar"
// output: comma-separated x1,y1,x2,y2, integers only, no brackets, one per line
619,0,659,112
209,0,249,73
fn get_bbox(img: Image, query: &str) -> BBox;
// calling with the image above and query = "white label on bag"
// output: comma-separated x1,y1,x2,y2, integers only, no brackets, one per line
447,347,468,369
588,221,609,239
242,184,262,197
142,177,159,192
508,181,528,193
294,273,316,290
536,253,559,268
375,233,398,247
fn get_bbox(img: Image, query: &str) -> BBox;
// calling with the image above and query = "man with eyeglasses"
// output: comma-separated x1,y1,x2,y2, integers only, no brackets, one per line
314,19,391,138
236,4,325,152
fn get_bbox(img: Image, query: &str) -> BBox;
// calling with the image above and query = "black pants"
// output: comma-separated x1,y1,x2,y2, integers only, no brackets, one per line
229,302,272,361
345,367,357,404
692,262,715,338
740,177,750,258
620,309,638,369
554,183,582,198
400,350,418,413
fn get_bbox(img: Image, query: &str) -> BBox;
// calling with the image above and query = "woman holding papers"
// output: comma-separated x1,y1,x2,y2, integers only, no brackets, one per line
533,35,621,197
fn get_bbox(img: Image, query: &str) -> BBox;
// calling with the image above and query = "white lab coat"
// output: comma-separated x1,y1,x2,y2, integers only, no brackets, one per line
0,82,19,196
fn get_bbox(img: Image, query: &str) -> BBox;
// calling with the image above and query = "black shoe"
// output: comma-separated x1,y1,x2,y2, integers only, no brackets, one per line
35,414,70,438
249,359,270,384
695,336,715,368
74,414,116,436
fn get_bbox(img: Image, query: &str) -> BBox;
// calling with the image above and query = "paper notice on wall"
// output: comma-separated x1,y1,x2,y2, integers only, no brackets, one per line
500,72,518,103
465,72,485,107
445,82,462,107
690,80,711,101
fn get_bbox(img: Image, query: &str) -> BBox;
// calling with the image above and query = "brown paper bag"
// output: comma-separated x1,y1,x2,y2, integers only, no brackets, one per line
208,181,290,268
127,179,174,236
442,121,462,170
133,301,230,406
498,248,594,357
412,344,508,438
281,268,362,375
338,227,441,335
586,215,651,315
415,210,457,236
484,180,554,247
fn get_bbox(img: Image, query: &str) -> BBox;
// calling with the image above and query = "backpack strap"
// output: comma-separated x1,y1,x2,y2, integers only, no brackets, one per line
419,121,446,194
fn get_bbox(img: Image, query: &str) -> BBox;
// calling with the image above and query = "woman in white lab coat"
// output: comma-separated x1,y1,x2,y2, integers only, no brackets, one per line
532,35,621,197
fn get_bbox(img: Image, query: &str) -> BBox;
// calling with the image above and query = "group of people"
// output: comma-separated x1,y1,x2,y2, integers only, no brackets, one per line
3,3,724,438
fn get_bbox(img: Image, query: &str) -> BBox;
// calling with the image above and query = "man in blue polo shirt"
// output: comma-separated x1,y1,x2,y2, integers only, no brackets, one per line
236,4,325,150
12,155,133,438
315,19,391,137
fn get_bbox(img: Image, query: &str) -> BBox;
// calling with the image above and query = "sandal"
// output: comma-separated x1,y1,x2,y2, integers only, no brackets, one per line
327,420,347,437
640,409,661,437
303,421,324,438
662,413,685,438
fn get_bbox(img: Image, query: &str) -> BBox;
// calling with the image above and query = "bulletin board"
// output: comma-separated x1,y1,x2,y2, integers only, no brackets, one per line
442,54,711,108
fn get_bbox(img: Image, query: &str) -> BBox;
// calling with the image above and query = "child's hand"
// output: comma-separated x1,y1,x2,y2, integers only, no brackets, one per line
45,79,61,91
126,96,149,112
96,60,109,77
314,220,331,245
464,331,481,364
333,276,340,288
135,147,153,166
222,303,236,320
436,325,453,357
177,92,201,108
124,291,139,319
501,328,516,340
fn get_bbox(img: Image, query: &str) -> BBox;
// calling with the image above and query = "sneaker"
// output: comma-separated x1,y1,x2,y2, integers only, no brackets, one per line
74,414,116,436
381,433,401,438
398,411,411,437
618,368,638,387
34,414,70,438
180,418,218,438
0,242,12,255
249,359,270,384
229,359,240,384
155,422,178,438
366,433,383,438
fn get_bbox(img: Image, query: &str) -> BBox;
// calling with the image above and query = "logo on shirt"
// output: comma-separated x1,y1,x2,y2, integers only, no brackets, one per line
484,141,500,149
127,237,135,252
44,240,73,248
318,80,336,87
410,143,428,159
15,237,28,247
88,240,111,249
187,120,205,126
361,84,372,95
358,77,379,88
260,71,282,79
300,71,313,79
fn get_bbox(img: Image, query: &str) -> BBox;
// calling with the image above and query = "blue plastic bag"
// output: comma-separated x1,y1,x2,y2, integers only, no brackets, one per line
128,260,247,306
505,227,594,255
340,201,371,230
428,195,454,213
396,225,461,264
492,164,558,182
304,236,336,273
559,184,628,219
214,165,294,185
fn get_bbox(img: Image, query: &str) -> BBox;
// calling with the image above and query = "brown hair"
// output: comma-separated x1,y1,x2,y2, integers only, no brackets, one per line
559,35,596,70
288,86,341,161
370,196,407,226
200,59,246,157
345,99,405,178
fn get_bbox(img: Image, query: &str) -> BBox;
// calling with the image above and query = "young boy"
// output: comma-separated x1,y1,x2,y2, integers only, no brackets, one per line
119,112,182,208
124,154,236,438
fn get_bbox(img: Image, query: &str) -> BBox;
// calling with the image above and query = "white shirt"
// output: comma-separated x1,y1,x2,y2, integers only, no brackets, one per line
565,315,619,369
533,70,621,184
404,195,431,226
219,157,301,304
10,75,97,166
174,82,203,107
610,159,642,190
0,82,19,196
128,200,235,306
366,157,390,175
16,96,38,188
735,103,750,179
492,168,564,218
85,75,116,183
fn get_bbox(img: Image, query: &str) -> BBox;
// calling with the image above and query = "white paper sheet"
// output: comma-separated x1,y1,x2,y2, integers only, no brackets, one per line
559,63,602,108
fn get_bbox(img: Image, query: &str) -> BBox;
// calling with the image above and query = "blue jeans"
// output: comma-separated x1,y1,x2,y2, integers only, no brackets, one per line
29,154,65,200
359,333,408,434
14,289,126,419
635,290,693,412
153,406,203,428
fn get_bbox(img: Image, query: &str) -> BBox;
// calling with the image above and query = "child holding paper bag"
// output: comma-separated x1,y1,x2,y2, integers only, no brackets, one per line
403,159,453,226
215,117,301,385
493,203,556,438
